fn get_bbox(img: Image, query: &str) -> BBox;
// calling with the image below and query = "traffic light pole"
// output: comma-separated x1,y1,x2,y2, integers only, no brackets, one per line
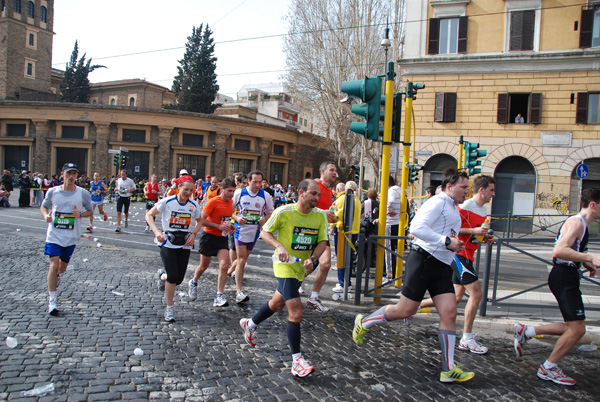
458,135,464,170
374,61,395,303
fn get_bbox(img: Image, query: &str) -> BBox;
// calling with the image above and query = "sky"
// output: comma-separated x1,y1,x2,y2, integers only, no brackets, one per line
52,0,292,98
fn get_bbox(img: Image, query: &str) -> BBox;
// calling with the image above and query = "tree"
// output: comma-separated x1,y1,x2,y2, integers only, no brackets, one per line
283,0,405,184
59,41,105,103
172,24,219,113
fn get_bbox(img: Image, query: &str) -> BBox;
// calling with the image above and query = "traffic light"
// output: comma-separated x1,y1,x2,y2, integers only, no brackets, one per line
351,164,360,182
121,154,128,169
408,164,422,183
378,92,403,143
341,76,382,140
113,154,120,167
464,142,487,176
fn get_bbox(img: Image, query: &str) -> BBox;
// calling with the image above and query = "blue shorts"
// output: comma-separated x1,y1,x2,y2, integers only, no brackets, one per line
44,243,76,262
276,277,302,301
234,238,258,251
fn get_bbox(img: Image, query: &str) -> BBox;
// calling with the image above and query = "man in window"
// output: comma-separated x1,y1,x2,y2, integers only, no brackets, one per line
515,113,525,124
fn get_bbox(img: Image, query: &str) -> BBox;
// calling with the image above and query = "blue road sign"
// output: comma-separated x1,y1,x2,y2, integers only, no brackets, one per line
577,163,589,179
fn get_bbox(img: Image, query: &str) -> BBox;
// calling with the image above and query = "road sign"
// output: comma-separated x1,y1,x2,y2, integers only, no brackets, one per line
577,163,589,179
120,147,129,153
108,149,120,154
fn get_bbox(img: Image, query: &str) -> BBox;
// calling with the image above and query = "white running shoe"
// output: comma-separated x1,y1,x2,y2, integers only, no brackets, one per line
164,306,175,323
48,301,59,316
188,279,198,300
306,298,329,312
513,323,529,357
298,283,305,294
235,291,249,304
537,365,576,386
156,269,165,291
239,318,257,347
458,338,488,354
332,284,344,293
213,294,228,307
291,356,315,378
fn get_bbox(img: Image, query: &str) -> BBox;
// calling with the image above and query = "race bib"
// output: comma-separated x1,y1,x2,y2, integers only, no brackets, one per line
291,226,318,251
243,210,261,224
54,212,75,230
146,200,156,208
118,187,126,194
169,212,191,230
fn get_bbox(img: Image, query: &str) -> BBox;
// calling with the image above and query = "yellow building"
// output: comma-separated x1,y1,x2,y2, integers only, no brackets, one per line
403,0,600,232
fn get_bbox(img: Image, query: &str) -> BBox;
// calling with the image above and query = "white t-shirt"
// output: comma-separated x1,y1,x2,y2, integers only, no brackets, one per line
154,195,201,249
116,177,136,198
232,187,274,243
42,186,93,247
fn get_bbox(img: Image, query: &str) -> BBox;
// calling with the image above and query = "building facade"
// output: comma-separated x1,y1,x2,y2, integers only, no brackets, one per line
402,0,600,231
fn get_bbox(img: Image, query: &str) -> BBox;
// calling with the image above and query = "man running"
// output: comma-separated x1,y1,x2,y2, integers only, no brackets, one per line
513,188,600,386
239,179,328,377
352,168,475,383
40,163,93,315
115,169,136,232
420,175,495,354
188,178,236,307
231,170,274,304
144,174,162,231
302,160,337,311
204,176,221,202
146,178,201,322
87,172,108,232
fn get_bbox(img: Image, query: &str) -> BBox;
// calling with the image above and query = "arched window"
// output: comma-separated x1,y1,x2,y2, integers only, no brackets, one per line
110,99,116,105
26,0,33,18
14,0,20,13
40,5,46,22
129,97,135,107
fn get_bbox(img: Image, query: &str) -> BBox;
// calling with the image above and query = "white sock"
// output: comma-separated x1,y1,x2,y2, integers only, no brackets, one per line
310,291,319,300
462,333,473,341
248,319,257,330
48,291,56,302
543,360,557,370
292,353,302,361
525,326,536,339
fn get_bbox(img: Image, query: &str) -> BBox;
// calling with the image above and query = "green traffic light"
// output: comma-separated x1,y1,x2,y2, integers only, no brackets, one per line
341,76,382,140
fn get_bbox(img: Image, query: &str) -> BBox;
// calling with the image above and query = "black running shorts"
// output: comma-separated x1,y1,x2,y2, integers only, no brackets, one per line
548,264,585,322
401,249,455,302
198,231,229,257
159,247,191,286
116,196,131,214
451,255,478,286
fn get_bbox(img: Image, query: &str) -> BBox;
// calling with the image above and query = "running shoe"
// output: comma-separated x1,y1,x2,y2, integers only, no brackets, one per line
164,306,175,323
125,219,128,228
352,314,369,346
235,291,249,304
48,301,59,316
537,365,576,386
306,298,329,312
291,356,315,378
239,318,257,347
144,226,150,232
103,212,108,221
188,279,198,300
156,269,165,291
115,226,121,233
459,338,489,354
440,364,475,383
298,283,305,294
332,284,344,293
86,226,93,233
213,294,229,307
514,323,529,357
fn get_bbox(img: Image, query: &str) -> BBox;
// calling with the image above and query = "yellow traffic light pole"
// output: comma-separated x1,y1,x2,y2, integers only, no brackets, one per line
458,135,464,170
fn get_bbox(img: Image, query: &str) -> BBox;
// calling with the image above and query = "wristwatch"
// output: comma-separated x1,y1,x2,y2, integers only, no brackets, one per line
445,236,452,248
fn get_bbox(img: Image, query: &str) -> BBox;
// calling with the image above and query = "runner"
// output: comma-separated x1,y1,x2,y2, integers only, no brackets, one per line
40,163,93,315
115,169,136,233
420,175,495,354
188,178,236,307
87,172,108,233
146,178,201,322
513,188,600,386
239,179,328,377
144,174,163,231
231,170,274,304
352,168,476,383
204,176,221,202
227,174,249,277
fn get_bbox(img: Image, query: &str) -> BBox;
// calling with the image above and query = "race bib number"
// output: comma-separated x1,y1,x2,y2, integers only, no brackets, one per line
54,212,75,230
92,190,101,197
146,200,156,208
243,210,261,224
118,187,126,194
169,212,191,229
291,226,318,251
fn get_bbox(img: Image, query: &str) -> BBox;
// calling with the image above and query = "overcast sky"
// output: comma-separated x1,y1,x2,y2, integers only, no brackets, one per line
52,0,291,98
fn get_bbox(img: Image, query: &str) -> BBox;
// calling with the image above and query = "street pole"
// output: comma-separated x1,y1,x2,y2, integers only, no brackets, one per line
359,136,364,199
458,135,464,170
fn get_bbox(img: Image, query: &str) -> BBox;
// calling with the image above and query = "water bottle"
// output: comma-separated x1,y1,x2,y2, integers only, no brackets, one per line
6,336,17,349
578,344,598,351
332,293,353,300
271,254,302,264
475,218,491,243
21,383,54,397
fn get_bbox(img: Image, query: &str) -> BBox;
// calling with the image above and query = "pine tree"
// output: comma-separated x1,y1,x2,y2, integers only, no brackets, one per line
172,24,219,113
59,41,105,103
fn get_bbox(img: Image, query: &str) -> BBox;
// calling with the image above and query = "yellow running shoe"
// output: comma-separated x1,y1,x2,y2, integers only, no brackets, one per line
352,314,369,346
440,364,475,383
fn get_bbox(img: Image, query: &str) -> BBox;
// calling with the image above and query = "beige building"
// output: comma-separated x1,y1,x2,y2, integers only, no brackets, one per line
402,0,600,232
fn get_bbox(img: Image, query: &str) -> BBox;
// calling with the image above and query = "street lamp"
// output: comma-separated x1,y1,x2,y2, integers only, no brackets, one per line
377,25,392,188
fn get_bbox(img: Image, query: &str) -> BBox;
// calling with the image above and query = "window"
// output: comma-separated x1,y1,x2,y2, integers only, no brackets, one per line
182,133,203,147
269,162,284,185
28,33,34,47
434,93,457,122
230,158,252,174
26,62,33,76
177,154,206,178
580,8,600,48
7,124,26,137
129,97,135,107
428,17,468,55
1,0,5,11
576,92,600,124
62,126,84,139
273,144,285,156
14,0,20,13
497,93,542,124
40,5,46,22
26,0,32,17
234,139,251,151
510,10,535,51
122,129,146,143
110,98,116,105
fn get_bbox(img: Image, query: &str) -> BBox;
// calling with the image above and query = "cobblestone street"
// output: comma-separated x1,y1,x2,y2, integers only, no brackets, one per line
0,219,599,401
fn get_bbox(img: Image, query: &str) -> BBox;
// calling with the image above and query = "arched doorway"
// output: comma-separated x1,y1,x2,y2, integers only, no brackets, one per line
422,153,457,194
492,156,536,234
569,157,600,237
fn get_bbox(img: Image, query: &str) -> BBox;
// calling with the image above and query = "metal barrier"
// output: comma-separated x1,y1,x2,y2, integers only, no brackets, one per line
479,237,600,316
490,212,572,239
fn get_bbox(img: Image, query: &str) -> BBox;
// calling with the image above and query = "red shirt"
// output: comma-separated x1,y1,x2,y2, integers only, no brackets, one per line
202,196,233,237
316,179,333,210
145,182,160,201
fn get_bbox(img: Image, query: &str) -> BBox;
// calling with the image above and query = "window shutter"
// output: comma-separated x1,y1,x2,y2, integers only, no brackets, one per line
428,18,440,55
497,93,509,123
529,93,542,124
434,93,445,122
579,9,594,49
576,92,588,124
444,93,457,122
522,10,535,51
458,16,468,54
510,11,523,50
